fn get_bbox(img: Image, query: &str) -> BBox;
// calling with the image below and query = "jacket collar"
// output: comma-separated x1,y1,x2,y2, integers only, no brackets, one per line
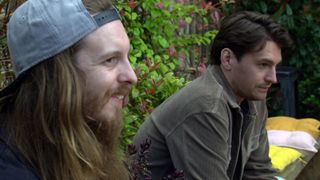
206,65,258,116
207,65,239,109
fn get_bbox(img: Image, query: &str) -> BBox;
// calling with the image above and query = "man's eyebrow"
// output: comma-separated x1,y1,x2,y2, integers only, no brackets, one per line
258,58,281,64
97,50,123,61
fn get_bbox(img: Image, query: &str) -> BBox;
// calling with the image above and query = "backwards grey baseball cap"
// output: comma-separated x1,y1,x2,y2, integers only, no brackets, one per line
1,0,120,96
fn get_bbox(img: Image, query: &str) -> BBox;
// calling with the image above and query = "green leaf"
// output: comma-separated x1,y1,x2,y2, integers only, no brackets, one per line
131,12,138,20
129,56,137,63
168,63,176,70
185,17,192,24
259,1,268,13
151,10,161,18
133,28,140,36
159,64,169,74
286,5,293,16
163,54,169,60
134,51,142,58
154,55,161,61
287,16,294,28
131,87,139,98
272,5,284,21
158,37,169,48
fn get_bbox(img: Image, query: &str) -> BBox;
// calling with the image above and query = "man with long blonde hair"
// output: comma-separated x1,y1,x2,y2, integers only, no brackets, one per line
0,0,137,179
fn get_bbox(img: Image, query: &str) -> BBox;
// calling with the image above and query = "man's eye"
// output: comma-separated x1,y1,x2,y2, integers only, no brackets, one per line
259,63,269,68
104,58,118,66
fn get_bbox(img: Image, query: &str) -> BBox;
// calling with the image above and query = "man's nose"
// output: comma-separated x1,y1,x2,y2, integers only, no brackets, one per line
266,67,277,84
119,59,138,85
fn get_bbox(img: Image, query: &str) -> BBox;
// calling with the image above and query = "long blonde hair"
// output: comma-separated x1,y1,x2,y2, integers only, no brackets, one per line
0,1,129,179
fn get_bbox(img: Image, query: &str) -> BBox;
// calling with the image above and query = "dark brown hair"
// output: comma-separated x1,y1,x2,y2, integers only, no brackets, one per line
210,11,293,65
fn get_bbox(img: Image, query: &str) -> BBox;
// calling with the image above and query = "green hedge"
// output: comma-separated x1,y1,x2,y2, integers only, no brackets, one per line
116,0,217,147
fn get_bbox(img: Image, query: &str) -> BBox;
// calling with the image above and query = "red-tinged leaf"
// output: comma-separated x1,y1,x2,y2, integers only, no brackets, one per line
149,88,156,95
214,11,220,22
168,45,176,56
134,68,142,77
151,79,156,86
144,89,149,95
119,10,125,17
143,73,148,79
156,79,164,86
156,2,163,10
144,58,151,68
149,62,161,72
179,19,187,29
129,0,138,9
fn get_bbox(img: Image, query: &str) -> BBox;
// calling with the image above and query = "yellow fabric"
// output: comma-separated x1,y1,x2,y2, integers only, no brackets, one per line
269,145,303,171
267,116,320,138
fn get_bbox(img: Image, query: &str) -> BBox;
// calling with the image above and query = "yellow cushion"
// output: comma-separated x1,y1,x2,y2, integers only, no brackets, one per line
267,116,320,138
269,145,303,172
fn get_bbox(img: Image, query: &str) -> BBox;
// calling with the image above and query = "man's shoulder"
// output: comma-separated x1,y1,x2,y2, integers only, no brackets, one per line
150,74,227,126
148,70,228,133
178,73,225,102
0,140,40,180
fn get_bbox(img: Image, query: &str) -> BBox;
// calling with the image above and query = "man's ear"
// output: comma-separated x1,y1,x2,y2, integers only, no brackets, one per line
220,48,235,71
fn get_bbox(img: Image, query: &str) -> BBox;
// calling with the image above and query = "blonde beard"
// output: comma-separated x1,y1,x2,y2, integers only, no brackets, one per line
90,107,122,149
86,108,129,180
85,87,128,178
84,86,130,179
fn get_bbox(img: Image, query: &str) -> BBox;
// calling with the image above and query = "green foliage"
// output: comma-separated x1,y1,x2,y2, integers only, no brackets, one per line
287,13,320,118
116,0,217,147
225,0,320,119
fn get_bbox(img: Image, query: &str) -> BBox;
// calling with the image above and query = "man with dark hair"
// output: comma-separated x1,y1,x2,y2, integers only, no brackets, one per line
0,0,137,179
133,11,293,179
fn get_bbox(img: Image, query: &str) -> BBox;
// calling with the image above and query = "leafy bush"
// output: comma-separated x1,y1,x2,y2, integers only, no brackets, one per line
116,0,217,147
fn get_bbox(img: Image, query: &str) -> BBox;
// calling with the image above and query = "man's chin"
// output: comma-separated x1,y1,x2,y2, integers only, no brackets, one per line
247,94,267,101
88,109,123,145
